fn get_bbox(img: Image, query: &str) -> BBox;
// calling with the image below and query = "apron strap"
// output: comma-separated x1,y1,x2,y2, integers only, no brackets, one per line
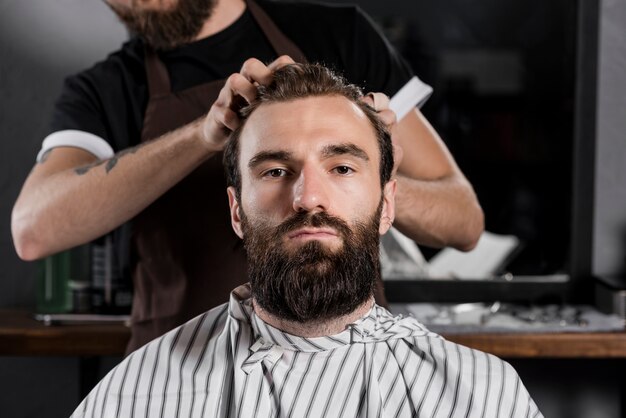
144,46,171,98
247,0,308,63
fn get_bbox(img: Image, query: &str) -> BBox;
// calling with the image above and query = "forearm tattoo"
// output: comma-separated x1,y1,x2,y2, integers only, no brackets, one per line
104,146,140,173
74,144,143,176
75,160,106,175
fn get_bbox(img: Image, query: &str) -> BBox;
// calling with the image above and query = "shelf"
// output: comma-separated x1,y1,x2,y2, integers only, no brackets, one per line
445,332,626,358
0,310,130,356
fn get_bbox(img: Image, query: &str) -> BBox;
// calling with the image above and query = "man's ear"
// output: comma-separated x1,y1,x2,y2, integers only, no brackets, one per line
227,186,244,239
379,179,397,235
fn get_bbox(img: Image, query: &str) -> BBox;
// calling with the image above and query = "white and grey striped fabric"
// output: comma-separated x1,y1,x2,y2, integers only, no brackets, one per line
71,284,542,418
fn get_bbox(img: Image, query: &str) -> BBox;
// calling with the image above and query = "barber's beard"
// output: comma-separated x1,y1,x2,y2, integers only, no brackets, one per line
242,207,382,324
107,0,217,50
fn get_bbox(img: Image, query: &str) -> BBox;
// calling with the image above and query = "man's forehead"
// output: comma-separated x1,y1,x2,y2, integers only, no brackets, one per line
239,95,379,160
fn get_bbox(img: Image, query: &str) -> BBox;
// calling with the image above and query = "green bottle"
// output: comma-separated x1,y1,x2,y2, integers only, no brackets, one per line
36,245,92,314
36,250,72,314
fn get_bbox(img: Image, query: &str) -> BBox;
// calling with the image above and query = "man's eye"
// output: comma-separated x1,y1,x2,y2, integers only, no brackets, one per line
333,166,354,175
264,168,288,178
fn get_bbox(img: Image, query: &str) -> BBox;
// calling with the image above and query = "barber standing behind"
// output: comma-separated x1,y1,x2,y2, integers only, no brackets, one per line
11,0,483,354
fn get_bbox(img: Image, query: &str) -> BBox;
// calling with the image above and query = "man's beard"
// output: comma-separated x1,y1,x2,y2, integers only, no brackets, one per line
107,0,217,50
242,206,383,324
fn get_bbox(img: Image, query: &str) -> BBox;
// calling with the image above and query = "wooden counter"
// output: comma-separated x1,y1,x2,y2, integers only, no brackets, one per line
0,310,130,357
445,332,626,358
1,309,625,358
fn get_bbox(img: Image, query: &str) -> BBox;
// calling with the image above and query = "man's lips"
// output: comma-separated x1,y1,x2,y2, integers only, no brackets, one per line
287,227,339,241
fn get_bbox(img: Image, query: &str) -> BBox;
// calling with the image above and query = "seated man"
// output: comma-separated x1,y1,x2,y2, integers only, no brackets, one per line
70,63,541,418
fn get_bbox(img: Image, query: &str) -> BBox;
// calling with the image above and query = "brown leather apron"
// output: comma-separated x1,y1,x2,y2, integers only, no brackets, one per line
128,0,386,354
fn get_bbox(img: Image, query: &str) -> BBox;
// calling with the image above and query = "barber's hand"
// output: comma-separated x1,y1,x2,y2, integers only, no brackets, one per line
201,55,296,151
361,92,403,176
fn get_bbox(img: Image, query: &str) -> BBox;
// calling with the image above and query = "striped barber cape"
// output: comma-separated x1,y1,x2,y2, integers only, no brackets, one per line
71,284,542,418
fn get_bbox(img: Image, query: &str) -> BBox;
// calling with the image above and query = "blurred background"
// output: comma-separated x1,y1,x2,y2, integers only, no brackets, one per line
1,0,625,416
367,0,577,278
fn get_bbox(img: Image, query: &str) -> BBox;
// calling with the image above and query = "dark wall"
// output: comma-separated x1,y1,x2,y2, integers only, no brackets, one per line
0,0,127,308
0,2,126,416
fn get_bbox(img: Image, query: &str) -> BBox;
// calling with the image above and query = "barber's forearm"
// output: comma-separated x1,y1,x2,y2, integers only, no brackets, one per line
392,173,484,251
12,119,216,260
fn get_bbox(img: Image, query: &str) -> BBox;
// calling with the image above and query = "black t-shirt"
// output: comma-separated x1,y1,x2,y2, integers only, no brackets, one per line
48,0,414,151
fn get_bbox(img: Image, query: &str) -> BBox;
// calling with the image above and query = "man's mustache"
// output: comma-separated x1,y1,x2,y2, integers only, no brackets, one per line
274,211,352,240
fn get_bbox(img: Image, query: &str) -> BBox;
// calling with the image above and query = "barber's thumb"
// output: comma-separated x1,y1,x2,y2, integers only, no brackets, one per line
392,140,404,175
377,109,397,128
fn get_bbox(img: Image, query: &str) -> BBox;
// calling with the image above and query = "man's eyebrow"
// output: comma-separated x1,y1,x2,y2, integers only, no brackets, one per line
248,150,293,169
320,143,370,162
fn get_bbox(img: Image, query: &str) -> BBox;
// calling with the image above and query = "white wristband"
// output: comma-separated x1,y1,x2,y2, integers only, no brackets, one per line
37,130,115,162
389,76,433,121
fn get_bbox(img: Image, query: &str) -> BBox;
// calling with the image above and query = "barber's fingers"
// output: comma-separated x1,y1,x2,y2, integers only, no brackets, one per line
239,55,295,87
363,92,390,112
203,57,298,151
209,105,241,133
203,99,242,151
267,55,296,71
391,139,404,177
362,92,397,129
203,74,255,150
377,109,397,128
222,55,296,109
362,92,403,176
240,58,274,86
214,73,257,108
221,56,297,113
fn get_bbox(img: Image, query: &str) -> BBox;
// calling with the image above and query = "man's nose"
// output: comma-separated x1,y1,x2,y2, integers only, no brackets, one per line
292,169,330,213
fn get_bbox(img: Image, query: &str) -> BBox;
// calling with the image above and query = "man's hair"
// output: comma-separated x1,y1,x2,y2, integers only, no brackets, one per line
223,63,394,199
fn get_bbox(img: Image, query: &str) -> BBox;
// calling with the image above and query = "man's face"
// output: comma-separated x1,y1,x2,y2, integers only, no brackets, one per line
227,96,396,322
105,0,216,50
